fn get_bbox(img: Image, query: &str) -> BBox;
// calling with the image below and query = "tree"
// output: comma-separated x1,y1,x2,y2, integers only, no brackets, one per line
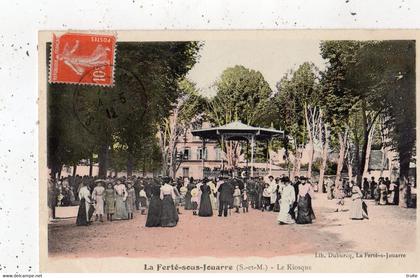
47,41,202,178
320,40,416,204
352,41,416,207
206,65,272,168
47,82,97,178
273,63,321,178
319,41,360,186
111,42,202,177
158,79,206,178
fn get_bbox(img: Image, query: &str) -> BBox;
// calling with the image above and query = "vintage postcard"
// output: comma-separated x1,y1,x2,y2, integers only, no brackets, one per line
39,30,419,273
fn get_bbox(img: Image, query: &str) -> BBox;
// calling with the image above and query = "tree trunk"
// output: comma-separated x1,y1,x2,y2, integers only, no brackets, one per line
379,119,387,177
347,157,353,183
142,156,146,177
168,147,175,178
89,152,93,177
51,163,62,180
72,163,77,177
380,148,387,177
318,124,329,189
362,122,375,181
358,100,369,185
307,146,314,179
335,127,348,187
58,164,63,179
98,143,109,178
225,141,238,168
399,153,411,208
158,126,169,176
304,105,314,179
354,137,360,182
358,102,382,185
292,148,302,178
127,151,134,177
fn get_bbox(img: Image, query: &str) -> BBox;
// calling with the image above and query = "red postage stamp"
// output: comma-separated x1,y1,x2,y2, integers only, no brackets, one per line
49,33,116,86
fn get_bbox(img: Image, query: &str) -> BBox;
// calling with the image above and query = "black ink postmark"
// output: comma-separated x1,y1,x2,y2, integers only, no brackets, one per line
72,65,148,136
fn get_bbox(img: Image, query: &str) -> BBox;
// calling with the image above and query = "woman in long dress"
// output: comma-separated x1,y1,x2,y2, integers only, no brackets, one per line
388,182,396,205
198,181,213,217
277,178,296,224
160,182,179,227
296,178,315,224
233,185,241,213
378,181,388,205
104,182,116,221
92,180,106,222
184,180,195,210
145,185,162,227
349,184,369,220
126,181,136,219
76,182,93,226
114,180,128,220
273,179,281,212
207,179,217,210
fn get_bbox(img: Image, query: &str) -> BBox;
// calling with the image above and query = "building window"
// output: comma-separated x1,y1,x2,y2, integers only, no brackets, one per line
182,148,191,160
182,167,189,177
215,147,222,160
197,147,208,160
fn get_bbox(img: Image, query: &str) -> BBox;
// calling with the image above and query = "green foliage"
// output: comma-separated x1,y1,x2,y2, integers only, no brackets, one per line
319,41,362,134
47,41,202,175
273,62,321,150
320,40,416,180
313,159,338,175
206,65,272,126
47,82,96,173
355,41,416,175
177,79,207,125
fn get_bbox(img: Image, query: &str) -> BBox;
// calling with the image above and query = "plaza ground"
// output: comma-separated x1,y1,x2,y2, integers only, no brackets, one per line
48,193,416,258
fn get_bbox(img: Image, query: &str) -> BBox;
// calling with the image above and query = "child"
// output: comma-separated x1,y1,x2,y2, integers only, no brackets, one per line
242,189,249,213
191,186,199,216
104,182,116,221
233,185,241,213
138,186,148,215
334,182,346,212
126,181,136,220
262,183,271,212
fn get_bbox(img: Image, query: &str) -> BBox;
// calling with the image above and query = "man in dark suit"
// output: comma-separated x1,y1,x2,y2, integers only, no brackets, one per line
370,177,377,199
217,178,234,217
133,177,141,210
362,177,370,199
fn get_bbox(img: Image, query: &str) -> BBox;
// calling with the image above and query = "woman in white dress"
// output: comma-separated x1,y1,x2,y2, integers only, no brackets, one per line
233,185,242,213
277,177,296,224
114,179,128,220
92,180,106,222
349,184,369,220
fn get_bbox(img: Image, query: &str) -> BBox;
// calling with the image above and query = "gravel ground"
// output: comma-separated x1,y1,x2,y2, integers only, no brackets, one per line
48,192,416,258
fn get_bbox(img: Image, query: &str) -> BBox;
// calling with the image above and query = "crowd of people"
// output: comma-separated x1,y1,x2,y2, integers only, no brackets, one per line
325,176,401,206
47,172,414,228
47,173,320,227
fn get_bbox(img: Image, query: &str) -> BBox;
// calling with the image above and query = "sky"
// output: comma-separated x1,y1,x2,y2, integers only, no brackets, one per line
187,39,326,97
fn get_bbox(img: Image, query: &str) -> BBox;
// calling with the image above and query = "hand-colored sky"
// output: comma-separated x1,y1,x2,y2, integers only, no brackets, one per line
187,39,325,97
